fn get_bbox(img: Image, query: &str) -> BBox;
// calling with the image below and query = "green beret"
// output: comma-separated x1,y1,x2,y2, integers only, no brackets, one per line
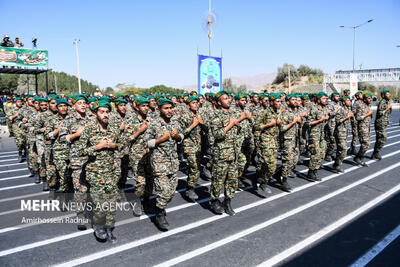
157,98,175,107
56,98,69,106
251,92,259,96
301,95,310,100
342,96,351,101
234,92,247,100
381,90,389,95
47,95,58,101
331,92,340,97
344,89,350,93
33,96,40,102
87,97,97,103
185,96,200,104
15,97,22,101
114,99,128,106
66,95,73,99
259,93,267,100
93,100,112,111
148,95,156,100
98,96,111,102
317,92,328,99
135,97,150,106
71,94,88,104
269,93,280,101
364,93,372,98
215,90,229,100
26,94,34,99
38,97,49,104
355,91,363,96
117,94,124,98
285,94,295,101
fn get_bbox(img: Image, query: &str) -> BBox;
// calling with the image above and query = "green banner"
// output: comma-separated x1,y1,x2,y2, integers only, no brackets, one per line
0,47,48,67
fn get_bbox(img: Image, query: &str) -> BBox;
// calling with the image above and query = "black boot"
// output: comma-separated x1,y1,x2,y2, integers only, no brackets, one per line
18,151,23,163
210,199,224,214
42,181,49,191
132,199,143,217
307,169,317,182
201,166,212,181
106,227,117,243
350,146,357,155
94,227,107,242
34,174,40,184
185,187,199,201
372,152,382,161
259,182,272,194
48,188,56,200
77,213,87,231
223,198,235,216
281,177,292,192
359,157,368,167
155,207,169,231
325,155,333,162
314,170,321,181
354,157,362,166
332,164,344,173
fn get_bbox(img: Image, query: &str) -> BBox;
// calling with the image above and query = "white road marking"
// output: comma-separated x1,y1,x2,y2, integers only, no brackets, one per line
0,192,48,203
154,163,400,267
0,168,28,174
0,183,38,191
0,162,26,168
0,151,18,155
52,153,400,267
0,175,30,181
0,158,19,163
350,224,400,267
258,185,400,267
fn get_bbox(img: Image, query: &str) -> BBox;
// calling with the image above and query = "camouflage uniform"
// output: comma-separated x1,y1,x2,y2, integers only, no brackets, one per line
334,105,352,166
45,114,70,192
179,110,202,188
124,114,153,198
210,109,241,200
145,116,183,209
109,111,129,188
325,100,340,157
34,110,54,181
59,111,92,214
355,101,372,159
308,105,328,171
77,121,120,229
232,106,252,178
350,100,363,150
373,98,392,154
254,107,280,183
9,105,25,153
279,107,299,178
22,107,39,174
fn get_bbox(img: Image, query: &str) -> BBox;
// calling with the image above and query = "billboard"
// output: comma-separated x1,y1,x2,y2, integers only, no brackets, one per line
198,54,222,94
349,73,358,96
0,47,48,67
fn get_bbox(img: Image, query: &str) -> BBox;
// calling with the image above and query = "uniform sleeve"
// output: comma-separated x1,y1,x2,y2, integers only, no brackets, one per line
78,126,96,157
58,117,70,143
144,123,157,149
210,112,226,141
44,118,56,141
279,111,290,132
355,103,364,121
180,113,194,137
335,107,345,125
377,100,387,117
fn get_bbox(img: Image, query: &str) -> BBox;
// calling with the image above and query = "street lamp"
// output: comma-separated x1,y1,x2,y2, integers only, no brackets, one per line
340,19,373,72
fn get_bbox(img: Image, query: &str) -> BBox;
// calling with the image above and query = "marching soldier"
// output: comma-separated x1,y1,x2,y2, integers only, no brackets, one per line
354,93,373,166
325,92,341,161
372,90,392,160
350,91,364,155
9,97,25,162
144,98,183,230
332,96,353,173
34,98,50,190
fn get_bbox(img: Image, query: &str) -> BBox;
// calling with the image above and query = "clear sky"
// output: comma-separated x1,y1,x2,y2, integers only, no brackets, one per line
1,0,399,89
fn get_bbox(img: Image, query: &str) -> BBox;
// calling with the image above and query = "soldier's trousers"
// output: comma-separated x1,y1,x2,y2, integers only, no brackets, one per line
54,158,70,192
45,146,57,188
154,173,178,209
130,154,153,198
351,119,358,149
12,125,25,152
36,141,46,179
309,137,326,171
241,136,255,174
71,167,88,215
116,155,129,188
6,118,13,135
373,123,388,154
185,151,201,188
27,140,38,174
334,133,348,166
325,125,336,157
356,126,371,159
90,188,118,228
256,146,278,183
281,139,299,178
299,126,308,153
211,158,238,200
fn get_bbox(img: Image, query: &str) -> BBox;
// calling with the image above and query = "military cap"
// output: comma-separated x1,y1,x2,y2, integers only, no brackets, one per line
56,98,69,106
363,92,372,98
316,92,328,98
38,97,49,103
98,96,111,102
93,100,112,111
135,97,150,106
14,97,22,101
234,92,247,100
47,94,58,101
381,90,389,95
215,90,229,100
114,98,128,106
71,94,88,104
185,96,200,104
355,91,363,97
116,94,124,98
331,92,340,97
342,96,351,101
301,95,310,100
157,98,175,107
344,89,350,93
87,97,97,103
269,93,280,101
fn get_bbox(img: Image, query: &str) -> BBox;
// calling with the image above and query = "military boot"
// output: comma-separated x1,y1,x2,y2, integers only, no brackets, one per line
132,200,143,217
210,199,224,214
281,177,292,192
359,157,368,167
371,152,382,161
201,166,212,180
354,157,362,166
259,182,272,194
237,177,245,189
18,151,23,163
34,174,40,184
307,169,317,182
77,212,87,231
350,146,357,155
106,228,117,243
48,188,56,200
325,155,333,162
94,227,107,241
332,164,344,173
223,198,235,216
42,181,49,191
155,207,169,231
185,187,199,201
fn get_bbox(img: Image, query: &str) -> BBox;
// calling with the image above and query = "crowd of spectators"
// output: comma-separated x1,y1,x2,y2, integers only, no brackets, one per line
1,35,24,48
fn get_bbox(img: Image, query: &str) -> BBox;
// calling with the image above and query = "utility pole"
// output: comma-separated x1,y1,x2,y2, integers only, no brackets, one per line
288,66,291,94
208,0,212,56
73,39,82,94
54,73,58,94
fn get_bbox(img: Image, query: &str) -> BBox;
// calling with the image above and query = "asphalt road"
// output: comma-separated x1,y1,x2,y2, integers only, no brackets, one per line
0,112,399,267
